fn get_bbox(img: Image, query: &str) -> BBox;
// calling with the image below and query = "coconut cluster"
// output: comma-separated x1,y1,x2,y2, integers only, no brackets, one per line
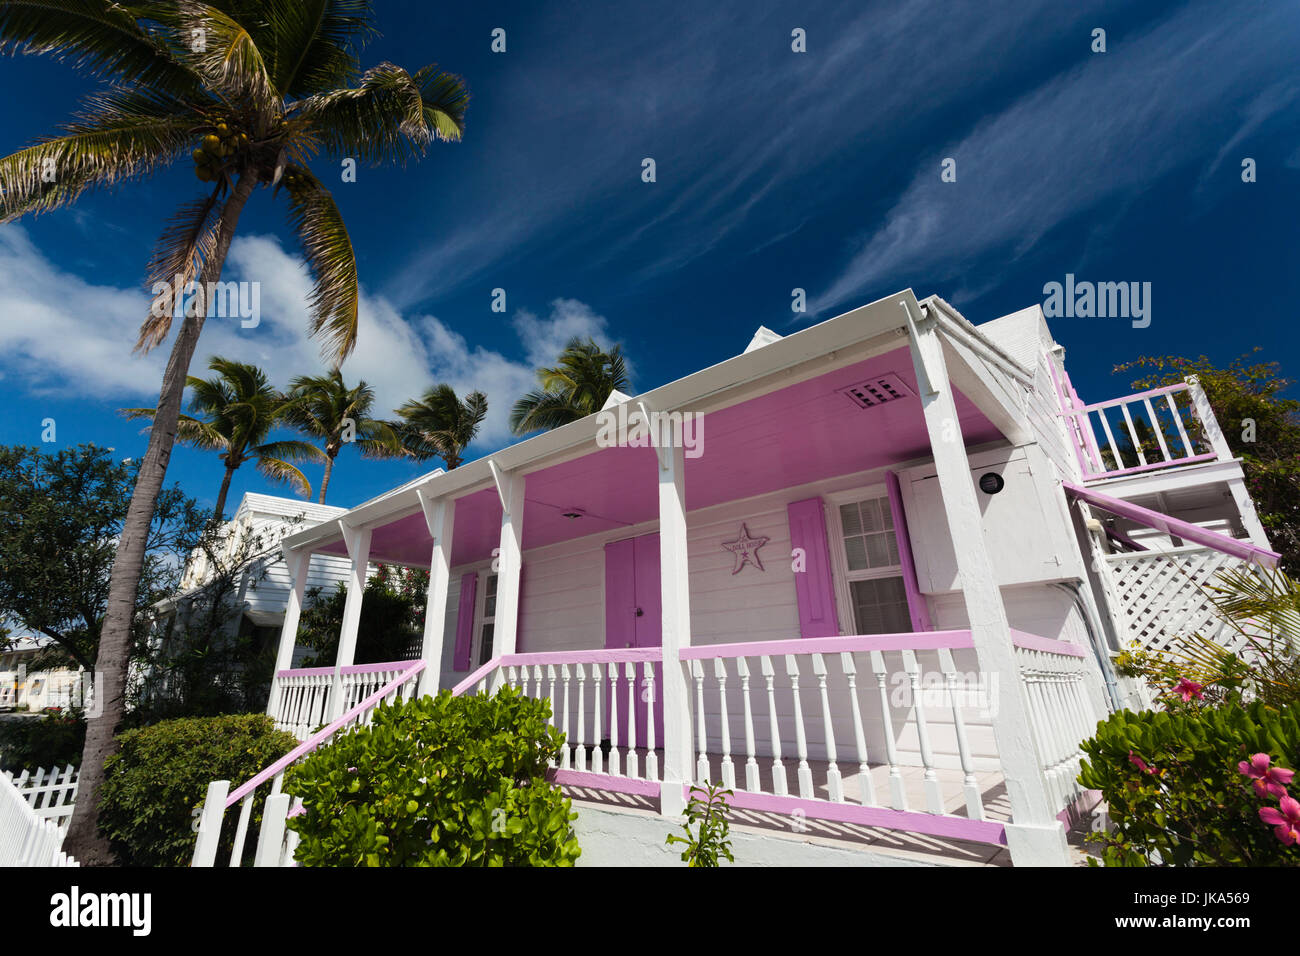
192,122,249,182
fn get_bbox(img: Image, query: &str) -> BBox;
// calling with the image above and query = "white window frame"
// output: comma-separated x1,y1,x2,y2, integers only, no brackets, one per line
824,485,909,636
474,567,498,667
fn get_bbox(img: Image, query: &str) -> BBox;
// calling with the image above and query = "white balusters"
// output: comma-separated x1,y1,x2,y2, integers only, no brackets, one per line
736,657,761,792
643,661,658,782
624,661,638,779
938,648,983,821
692,659,709,783
785,655,814,800
559,664,571,770
713,658,736,791
903,650,944,814
573,663,587,772
759,656,787,796
590,663,603,774
840,652,875,806
606,662,620,776
811,654,842,802
871,650,907,810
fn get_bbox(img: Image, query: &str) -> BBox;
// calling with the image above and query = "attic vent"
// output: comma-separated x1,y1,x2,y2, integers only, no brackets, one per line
838,373,913,409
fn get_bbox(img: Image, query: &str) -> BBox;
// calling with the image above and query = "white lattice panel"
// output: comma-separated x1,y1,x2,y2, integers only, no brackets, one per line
1103,546,1258,658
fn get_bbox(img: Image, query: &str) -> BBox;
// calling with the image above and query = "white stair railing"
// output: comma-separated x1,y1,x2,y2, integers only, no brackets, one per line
193,659,424,867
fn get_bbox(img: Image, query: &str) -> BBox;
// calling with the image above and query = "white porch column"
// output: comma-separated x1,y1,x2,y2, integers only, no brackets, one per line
491,462,525,658
1187,377,1273,550
265,546,310,720
904,298,1070,866
416,489,456,696
658,441,693,817
329,520,372,721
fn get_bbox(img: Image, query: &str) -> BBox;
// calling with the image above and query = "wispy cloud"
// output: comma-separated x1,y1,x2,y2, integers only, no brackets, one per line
0,228,616,448
384,0,1121,307
810,0,1300,314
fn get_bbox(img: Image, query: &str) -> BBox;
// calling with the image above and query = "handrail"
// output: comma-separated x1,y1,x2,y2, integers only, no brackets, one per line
1074,382,1189,413
227,659,424,808
678,630,975,660
451,647,663,696
1064,481,1280,568
275,660,416,679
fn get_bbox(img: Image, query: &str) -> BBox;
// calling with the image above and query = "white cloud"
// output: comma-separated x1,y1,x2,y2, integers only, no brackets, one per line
0,228,617,448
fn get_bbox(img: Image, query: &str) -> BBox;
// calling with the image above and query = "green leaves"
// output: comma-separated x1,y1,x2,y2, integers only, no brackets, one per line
1079,701,1300,866
98,713,297,866
285,688,581,867
666,781,735,867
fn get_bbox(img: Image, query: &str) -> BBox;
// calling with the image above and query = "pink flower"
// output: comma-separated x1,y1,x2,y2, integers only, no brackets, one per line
1173,678,1204,702
1259,796,1300,846
1238,753,1296,799
1129,750,1156,775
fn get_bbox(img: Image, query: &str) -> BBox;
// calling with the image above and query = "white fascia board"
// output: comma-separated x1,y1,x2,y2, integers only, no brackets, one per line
282,291,920,553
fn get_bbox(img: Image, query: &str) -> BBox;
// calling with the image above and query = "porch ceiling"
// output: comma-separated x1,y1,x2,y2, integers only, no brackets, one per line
325,345,1003,568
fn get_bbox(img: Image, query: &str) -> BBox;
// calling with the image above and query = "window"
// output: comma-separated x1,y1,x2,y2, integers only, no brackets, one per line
833,494,912,635
477,573,498,666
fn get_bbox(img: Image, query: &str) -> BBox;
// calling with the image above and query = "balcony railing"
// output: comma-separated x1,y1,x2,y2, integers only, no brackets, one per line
1060,381,1220,481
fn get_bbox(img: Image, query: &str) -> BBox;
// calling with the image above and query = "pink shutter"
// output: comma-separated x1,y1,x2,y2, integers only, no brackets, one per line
453,572,478,670
787,498,839,638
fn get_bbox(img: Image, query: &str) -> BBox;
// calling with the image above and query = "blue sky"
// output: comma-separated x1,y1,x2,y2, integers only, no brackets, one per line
1,0,1297,513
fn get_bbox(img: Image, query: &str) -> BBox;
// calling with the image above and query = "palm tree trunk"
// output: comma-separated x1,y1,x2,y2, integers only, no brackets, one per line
318,454,335,504
63,173,258,864
213,462,237,521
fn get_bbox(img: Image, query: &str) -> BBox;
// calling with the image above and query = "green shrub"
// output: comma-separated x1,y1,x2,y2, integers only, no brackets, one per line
0,711,85,771
99,713,297,866
285,687,581,866
1078,702,1300,865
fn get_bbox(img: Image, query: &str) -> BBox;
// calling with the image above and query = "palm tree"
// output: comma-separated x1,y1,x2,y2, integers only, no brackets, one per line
282,369,402,502
509,337,629,434
393,384,487,469
0,1,467,862
122,357,324,518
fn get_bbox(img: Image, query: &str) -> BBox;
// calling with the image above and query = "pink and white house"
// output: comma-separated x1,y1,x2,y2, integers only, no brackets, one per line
192,290,1278,867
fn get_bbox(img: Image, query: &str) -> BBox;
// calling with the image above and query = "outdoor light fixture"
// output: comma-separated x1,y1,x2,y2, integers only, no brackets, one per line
561,509,586,519
978,472,1005,495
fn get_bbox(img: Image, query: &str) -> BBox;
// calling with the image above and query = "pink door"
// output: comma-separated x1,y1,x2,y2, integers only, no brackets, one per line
604,533,663,750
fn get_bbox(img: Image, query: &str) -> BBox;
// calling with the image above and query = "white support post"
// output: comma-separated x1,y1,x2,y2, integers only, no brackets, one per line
492,463,526,658
330,520,372,721
417,490,456,696
191,779,230,867
904,298,1070,866
266,547,310,720
658,441,693,817
1186,377,1273,551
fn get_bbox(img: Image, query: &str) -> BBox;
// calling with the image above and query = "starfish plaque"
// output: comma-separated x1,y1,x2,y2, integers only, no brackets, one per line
721,522,769,574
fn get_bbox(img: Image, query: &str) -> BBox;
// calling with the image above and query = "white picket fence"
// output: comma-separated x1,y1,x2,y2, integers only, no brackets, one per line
0,764,78,866
4,764,78,831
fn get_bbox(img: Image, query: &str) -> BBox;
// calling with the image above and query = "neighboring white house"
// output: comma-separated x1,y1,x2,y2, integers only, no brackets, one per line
0,637,85,712
193,292,1279,868
140,494,356,701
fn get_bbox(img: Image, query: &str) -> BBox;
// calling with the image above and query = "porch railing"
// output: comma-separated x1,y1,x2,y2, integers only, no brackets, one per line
456,630,1101,845
453,647,665,797
271,661,420,740
193,659,424,867
1060,381,1219,481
